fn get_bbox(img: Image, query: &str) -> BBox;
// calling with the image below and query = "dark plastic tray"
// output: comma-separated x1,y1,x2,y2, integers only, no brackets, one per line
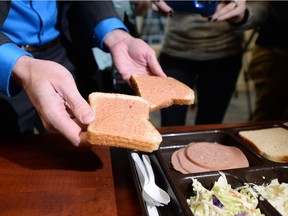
128,123,288,216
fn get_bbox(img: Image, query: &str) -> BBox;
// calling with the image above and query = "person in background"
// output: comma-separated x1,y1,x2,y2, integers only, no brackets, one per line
113,0,150,37
247,1,288,122
93,0,151,94
154,0,269,126
0,1,166,145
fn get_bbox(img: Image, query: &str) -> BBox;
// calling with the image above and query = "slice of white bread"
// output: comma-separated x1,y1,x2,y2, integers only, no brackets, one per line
87,92,162,152
238,127,288,163
129,74,195,111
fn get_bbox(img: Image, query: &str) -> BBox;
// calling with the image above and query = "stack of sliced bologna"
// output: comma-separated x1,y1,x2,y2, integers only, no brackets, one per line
171,142,249,174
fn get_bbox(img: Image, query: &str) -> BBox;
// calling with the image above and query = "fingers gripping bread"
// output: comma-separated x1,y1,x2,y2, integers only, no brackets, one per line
87,93,162,152
129,74,195,111
87,75,194,151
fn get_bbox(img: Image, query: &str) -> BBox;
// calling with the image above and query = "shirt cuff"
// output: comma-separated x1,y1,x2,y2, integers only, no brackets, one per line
93,17,129,50
0,43,32,96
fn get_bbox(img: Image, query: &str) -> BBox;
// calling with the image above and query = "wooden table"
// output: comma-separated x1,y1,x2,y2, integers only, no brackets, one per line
0,121,283,216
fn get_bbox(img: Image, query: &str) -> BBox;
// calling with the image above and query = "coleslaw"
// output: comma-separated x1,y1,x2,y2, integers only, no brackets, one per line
252,178,288,216
187,172,264,216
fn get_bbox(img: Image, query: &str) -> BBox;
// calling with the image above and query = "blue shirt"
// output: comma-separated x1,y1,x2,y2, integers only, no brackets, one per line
0,0,128,96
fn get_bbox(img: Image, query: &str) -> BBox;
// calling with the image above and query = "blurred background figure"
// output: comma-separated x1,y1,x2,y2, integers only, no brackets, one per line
247,1,288,122
157,0,269,126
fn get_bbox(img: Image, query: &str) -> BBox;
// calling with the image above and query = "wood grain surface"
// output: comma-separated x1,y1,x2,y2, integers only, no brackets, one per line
0,134,117,216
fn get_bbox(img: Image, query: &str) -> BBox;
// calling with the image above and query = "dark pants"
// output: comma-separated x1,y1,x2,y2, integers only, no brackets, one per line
248,45,288,121
159,52,242,126
0,40,88,135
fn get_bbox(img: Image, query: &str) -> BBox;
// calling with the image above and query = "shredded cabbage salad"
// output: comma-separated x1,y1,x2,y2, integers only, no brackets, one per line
252,179,288,216
187,172,264,216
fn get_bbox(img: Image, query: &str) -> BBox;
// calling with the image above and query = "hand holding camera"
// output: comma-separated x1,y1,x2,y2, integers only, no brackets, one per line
165,0,219,17
152,0,247,24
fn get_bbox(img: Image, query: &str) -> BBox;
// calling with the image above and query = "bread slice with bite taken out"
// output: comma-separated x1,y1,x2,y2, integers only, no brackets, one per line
129,74,195,111
87,92,162,152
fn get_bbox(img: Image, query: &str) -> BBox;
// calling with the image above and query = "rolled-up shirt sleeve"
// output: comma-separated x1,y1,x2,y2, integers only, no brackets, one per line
0,43,32,96
93,17,128,49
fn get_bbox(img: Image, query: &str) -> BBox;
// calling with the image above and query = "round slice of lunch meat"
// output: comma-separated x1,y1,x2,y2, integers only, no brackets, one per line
185,142,249,170
176,148,210,174
229,147,249,169
171,149,189,174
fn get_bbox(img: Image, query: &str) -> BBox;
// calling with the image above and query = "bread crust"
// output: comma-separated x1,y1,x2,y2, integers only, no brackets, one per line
129,74,194,111
87,132,160,152
87,92,162,152
239,127,288,163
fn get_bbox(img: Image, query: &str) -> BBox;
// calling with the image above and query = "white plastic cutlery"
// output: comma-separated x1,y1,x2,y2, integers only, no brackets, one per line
131,153,163,208
131,153,161,216
131,152,170,210
142,155,171,205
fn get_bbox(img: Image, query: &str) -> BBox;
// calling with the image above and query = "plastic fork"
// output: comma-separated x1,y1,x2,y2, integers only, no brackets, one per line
131,153,164,208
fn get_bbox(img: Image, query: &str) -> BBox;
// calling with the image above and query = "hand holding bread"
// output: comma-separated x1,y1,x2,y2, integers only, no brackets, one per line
87,75,194,152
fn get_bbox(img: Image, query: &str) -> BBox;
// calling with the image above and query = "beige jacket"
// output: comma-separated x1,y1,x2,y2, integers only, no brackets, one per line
160,1,270,61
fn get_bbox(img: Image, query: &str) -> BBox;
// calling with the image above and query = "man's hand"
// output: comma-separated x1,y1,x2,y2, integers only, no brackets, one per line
12,56,95,146
104,29,167,81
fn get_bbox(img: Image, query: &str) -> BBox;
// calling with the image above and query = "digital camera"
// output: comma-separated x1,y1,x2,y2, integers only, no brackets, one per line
165,0,219,17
